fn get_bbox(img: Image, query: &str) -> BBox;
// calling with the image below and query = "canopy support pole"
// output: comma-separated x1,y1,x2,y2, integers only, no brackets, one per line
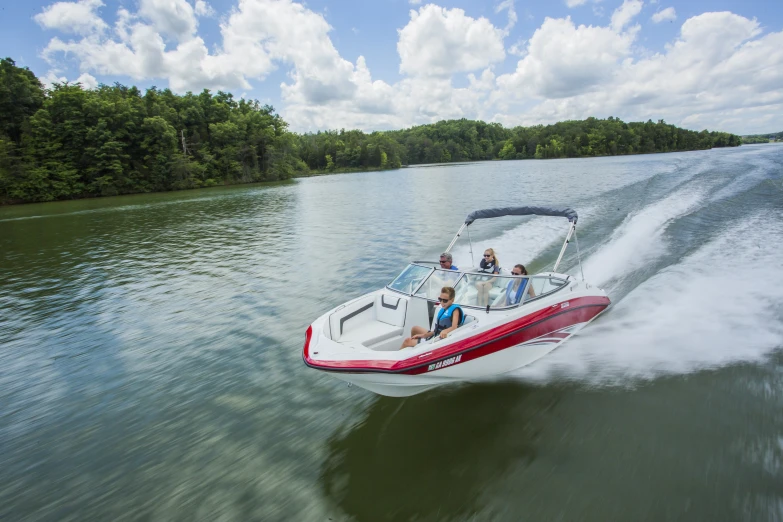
467,225,475,267
574,226,585,281
553,222,575,273
445,223,466,253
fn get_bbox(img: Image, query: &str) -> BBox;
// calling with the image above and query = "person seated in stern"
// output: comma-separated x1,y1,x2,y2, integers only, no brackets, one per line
475,248,500,306
505,264,536,306
401,286,464,349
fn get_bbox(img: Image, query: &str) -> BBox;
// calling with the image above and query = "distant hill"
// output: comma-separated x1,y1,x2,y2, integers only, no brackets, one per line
741,131,783,144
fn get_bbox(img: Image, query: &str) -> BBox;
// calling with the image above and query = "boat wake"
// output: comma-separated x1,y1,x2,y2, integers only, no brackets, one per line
512,212,783,385
581,187,705,287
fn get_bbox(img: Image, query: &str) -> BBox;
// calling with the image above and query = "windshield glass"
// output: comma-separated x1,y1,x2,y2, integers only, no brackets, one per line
453,273,533,308
414,268,464,300
387,264,432,294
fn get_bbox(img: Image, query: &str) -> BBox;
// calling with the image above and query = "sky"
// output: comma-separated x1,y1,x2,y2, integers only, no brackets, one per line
1,0,782,134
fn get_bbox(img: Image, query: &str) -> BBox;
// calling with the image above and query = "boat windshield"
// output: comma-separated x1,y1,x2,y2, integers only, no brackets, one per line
414,268,465,300
453,273,530,308
452,273,569,309
387,264,433,294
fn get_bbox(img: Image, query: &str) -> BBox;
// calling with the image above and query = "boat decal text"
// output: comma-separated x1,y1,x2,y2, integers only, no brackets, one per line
428,354,462,372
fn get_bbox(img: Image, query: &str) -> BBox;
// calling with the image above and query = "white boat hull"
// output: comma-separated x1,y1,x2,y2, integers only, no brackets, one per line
304,280,609,397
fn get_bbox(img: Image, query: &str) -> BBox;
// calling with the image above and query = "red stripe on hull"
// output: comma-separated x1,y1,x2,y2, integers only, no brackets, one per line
303,295,609,374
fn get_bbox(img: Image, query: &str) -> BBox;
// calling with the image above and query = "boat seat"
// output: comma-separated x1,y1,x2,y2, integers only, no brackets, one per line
375,294,407,327
463,314,476,325
340,320,404,347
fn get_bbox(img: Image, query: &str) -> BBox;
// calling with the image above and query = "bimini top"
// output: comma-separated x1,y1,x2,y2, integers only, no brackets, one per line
464,206,578,225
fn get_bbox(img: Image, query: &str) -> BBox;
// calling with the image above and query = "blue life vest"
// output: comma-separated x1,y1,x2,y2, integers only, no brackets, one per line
434,304,465,335
505,279,527,306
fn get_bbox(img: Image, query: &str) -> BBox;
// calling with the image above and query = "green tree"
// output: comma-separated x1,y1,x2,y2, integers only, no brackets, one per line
498,140,516,160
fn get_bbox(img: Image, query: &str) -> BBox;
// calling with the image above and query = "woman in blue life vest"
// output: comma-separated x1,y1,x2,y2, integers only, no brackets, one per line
400,286,465,349
476,248,500,306
505,264,536,306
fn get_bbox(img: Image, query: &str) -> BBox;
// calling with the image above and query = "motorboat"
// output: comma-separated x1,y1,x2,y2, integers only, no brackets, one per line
302,206,610,397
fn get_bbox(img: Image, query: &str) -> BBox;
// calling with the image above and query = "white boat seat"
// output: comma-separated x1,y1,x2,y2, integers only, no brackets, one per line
375,294,407,327
340,320,404,347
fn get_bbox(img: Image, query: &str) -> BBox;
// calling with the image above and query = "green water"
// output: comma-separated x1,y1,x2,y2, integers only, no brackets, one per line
1,146,782,521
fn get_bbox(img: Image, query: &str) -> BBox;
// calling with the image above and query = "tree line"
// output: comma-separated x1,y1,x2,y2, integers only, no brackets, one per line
1,57,741,204
740,132,782,144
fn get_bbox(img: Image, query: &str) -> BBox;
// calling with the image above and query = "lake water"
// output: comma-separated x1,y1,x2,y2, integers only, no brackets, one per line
1,145,782,521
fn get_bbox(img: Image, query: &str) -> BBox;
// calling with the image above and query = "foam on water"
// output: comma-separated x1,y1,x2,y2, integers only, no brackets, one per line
582,187,706,286
513,212,783,385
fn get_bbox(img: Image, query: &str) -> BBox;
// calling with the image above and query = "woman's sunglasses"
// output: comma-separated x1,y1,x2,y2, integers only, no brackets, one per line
483,254,492,258
438,297,451,303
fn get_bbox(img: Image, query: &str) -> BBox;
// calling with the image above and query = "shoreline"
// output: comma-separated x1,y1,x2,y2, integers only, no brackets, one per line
0,145,752,207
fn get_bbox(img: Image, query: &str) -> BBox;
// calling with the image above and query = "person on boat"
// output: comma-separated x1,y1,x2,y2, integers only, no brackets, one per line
400,286,464,348
426,252,460,294
475,248,500,306
505,264,535,306
438,252,459,271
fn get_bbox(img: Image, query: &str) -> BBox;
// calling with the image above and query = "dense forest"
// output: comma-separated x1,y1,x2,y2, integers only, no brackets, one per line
1,57,741,204
741,132,782,144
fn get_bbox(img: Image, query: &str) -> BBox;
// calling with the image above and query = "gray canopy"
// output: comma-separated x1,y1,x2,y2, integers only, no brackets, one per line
464,206,578,225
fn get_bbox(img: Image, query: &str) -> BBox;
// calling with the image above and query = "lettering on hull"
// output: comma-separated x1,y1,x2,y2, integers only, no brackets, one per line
427,354,462,372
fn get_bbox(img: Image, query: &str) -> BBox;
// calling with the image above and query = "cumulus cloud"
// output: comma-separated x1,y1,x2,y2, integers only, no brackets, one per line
495,11,783,134
34,0,107,35
33,0,783,134
652,7,676,23
397,5,506,77
138,0,198,39
508,37,527,56
40,69,99,89
611,0,644,32
496,16,636,99
194,0,215,17
495,0,518,35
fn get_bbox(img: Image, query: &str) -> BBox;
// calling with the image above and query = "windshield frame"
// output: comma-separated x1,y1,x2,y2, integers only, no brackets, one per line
386,263,436,296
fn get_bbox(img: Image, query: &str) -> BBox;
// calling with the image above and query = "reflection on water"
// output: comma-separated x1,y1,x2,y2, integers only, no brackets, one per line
1,146,782,521
322,383,546,521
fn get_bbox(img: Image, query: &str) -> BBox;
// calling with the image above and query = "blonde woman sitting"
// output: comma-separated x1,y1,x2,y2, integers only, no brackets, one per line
475,248,500,307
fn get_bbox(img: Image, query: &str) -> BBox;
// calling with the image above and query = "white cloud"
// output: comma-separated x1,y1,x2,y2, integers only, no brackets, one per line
611,0,644,32
40,69,98,89
495,0,518,35
75,72,99,88
138,0,198,39
34,0,783,135
565,0,588,7
495,11,783,134
508,37,527,56
222,0,358,104
194,0,215,17
496,16,636,99
34,0,107,35
652,7,677,23
397,5,506,77
41,70,68,88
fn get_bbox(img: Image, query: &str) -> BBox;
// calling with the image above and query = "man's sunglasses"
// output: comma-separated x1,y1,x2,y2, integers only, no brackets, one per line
439,260,449,263
438,297,451,303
